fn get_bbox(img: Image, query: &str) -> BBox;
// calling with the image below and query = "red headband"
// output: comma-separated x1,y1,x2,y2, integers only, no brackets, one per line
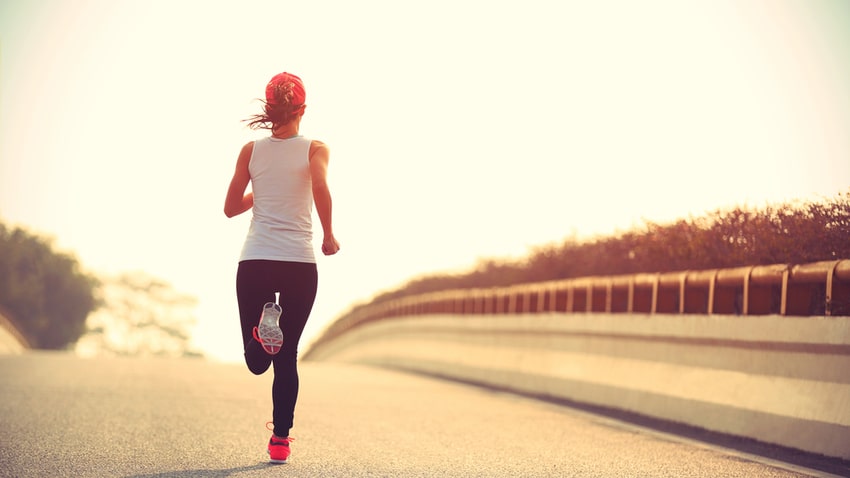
265,72,306,106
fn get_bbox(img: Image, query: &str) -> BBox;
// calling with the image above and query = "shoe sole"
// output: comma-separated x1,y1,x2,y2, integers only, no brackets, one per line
268,448,289,464
257,303,283,355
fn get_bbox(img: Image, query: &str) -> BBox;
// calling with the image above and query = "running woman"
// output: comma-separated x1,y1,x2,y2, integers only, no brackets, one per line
224,71,340,464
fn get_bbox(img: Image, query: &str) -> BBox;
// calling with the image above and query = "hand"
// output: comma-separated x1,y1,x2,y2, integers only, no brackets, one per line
321,236,340,256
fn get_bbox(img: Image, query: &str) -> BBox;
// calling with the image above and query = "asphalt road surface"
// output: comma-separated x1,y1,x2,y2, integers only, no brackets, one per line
0,352,843,477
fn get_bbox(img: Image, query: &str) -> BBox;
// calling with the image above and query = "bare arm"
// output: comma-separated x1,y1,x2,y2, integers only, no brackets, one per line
223,142,254,218
309,140,340,255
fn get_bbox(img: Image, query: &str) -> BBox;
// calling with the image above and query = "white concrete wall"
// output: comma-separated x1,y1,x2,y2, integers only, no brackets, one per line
0,312,27,354
306,313,850,460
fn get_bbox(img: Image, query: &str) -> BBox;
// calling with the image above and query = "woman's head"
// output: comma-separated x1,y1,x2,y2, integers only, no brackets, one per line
246,72,306,130
266,72,305,107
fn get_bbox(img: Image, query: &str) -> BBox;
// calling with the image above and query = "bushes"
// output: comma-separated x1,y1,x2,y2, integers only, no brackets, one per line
366,190,850,308
0,223,98,349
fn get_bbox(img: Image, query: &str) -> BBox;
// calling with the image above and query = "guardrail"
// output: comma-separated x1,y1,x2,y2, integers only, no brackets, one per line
305,259,850,461
314,259,850,347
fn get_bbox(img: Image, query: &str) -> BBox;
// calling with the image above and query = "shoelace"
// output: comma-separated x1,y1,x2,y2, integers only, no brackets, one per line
266,422,295,443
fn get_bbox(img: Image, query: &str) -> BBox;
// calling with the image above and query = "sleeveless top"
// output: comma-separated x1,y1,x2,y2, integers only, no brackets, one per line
239,136,316,263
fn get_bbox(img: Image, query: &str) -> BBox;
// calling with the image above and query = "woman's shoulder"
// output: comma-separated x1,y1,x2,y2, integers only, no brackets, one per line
309,139,328,154
237,141,255,160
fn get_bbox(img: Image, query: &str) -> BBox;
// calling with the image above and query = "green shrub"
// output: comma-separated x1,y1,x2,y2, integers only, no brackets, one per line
364,190,850,308
0,223,98,349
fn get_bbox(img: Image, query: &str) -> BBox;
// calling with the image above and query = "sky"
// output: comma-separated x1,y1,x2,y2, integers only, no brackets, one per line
1,0,849,363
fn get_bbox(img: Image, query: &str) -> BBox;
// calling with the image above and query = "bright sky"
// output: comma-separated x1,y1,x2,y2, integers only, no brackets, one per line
2,0,849,362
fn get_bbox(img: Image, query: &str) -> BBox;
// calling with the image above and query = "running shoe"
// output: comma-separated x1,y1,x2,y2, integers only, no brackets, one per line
268,435,294,464
253,302,283,355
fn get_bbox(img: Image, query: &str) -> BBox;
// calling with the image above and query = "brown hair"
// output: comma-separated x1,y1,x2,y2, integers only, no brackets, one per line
245,82,304,130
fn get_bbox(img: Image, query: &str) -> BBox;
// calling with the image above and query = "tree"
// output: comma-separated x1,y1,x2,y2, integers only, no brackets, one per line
0,223,98,349
75,272,202,358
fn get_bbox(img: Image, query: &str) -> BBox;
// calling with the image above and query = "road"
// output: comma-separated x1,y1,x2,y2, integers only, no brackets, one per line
0,352,842,477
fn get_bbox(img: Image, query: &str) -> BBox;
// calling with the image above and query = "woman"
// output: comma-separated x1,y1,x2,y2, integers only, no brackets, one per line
224,71,340,464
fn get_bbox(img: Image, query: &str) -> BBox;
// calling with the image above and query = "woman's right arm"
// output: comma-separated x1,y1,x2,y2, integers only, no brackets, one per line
223,142,254,218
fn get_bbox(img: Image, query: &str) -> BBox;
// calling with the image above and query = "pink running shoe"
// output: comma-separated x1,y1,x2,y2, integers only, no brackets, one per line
268,435,294,464
252,302,283,355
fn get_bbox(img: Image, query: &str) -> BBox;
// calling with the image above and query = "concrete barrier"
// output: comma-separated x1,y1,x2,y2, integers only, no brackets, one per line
0,310,28,354
306,311,850,460
306,260,850,459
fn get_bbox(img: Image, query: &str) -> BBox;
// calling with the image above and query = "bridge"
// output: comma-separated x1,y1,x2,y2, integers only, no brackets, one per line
1,260,848,476
305,259,850,463
1,352,847,477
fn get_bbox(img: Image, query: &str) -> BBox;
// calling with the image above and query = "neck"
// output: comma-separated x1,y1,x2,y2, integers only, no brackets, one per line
272,120,300,139
272,129,298,139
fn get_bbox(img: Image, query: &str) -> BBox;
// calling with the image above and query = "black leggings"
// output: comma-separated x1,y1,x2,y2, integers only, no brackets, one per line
236,259,318,438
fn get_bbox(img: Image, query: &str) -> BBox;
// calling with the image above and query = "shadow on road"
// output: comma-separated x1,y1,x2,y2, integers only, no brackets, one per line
124,463,277,478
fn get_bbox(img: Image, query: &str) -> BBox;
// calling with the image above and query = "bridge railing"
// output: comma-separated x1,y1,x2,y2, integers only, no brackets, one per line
319,259,850,344
306,259,850,461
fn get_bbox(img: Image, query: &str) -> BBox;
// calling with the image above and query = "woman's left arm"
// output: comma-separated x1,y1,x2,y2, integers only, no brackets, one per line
310,140,340,255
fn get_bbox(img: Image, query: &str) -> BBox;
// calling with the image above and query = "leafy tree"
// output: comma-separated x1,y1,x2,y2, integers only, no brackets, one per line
75,272,201,358
0,223,98,349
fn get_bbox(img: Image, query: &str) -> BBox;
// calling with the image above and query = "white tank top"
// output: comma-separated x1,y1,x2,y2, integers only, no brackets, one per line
239,136,316,263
